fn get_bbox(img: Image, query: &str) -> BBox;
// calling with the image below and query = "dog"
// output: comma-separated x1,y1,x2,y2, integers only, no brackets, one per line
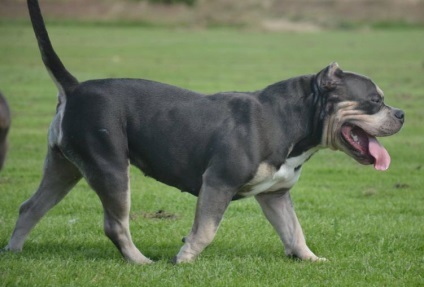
0,91,10,171
5,0,404,264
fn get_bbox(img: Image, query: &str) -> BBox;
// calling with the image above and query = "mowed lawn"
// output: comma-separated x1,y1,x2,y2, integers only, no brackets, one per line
0,22,423,286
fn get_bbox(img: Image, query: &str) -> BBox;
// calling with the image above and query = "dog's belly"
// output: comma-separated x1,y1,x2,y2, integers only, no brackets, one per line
238,148,318,197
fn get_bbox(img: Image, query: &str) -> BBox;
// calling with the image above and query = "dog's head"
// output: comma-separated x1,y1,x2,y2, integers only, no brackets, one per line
316,62,404,170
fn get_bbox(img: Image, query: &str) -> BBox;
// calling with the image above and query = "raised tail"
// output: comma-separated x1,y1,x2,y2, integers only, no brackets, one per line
27,0,78,97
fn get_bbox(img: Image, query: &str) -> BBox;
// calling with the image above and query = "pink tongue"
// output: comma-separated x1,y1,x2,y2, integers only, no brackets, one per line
368,137,391,171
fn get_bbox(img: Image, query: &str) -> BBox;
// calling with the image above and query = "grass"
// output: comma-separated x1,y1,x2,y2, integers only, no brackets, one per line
0,22,423,286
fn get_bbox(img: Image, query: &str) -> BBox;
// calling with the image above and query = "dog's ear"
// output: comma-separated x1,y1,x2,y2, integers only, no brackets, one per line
316,62,344,92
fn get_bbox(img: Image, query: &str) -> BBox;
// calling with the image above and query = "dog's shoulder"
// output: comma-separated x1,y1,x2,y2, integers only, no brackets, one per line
207,91,263,114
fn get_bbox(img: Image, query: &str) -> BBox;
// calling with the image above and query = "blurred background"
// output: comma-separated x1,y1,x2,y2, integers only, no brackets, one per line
1,0,424,30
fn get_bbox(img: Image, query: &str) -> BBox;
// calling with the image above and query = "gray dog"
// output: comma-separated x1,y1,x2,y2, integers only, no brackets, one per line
0,91,10,171
5,0,404,264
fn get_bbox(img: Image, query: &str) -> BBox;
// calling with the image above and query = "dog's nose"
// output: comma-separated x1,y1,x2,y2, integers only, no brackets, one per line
394,109,405,123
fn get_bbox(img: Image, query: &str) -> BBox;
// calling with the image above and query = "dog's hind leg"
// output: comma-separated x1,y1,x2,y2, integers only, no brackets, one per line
6,147,82,251
82,160,152,264
255,190,327,262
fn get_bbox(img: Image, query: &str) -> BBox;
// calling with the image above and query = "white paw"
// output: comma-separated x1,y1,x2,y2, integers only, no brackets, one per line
314,256,328,262
172,253,197,264
126,255,154,265
286,251,328,262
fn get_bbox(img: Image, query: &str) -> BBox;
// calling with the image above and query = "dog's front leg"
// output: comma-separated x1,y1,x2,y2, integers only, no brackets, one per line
255,190,326,261
174,179,235,264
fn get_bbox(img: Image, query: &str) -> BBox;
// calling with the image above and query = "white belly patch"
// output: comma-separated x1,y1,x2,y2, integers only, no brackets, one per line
239,148,318,197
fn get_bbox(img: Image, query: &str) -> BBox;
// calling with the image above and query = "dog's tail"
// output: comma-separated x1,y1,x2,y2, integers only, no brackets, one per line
27,0,78,97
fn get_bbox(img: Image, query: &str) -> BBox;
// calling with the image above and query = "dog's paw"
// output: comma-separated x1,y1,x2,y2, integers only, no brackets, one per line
287,251,328,262
171,256,181,264
301,255,328,263
2,245,22,253
172,252,198,264
172,255,194,264
125,254,154,265
131,258,154,265
313,256,328,262
140,258,154,264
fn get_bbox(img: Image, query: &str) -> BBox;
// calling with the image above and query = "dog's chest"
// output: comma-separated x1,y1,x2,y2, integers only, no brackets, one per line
239,149,317,197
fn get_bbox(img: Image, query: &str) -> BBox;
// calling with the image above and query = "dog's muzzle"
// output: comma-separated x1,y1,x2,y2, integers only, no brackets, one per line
323,102,404,171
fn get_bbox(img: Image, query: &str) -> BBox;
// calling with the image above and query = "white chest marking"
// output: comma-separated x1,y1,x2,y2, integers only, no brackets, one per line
239,148,318,197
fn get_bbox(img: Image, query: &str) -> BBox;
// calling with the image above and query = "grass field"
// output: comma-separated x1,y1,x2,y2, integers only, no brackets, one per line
0,22,423,286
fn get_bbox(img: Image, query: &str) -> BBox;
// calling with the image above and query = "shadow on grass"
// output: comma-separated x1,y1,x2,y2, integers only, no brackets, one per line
3,240,183,264
3,239,302,265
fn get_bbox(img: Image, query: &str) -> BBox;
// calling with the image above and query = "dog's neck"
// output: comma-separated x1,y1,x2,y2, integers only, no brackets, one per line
254,75,326,164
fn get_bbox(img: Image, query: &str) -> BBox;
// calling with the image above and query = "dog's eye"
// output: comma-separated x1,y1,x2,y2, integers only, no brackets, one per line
371,95,383,104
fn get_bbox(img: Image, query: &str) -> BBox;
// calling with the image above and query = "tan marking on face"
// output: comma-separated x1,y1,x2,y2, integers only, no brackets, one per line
376,85,384,98
321,101,360,149
322,99,403,153
349,107,401,136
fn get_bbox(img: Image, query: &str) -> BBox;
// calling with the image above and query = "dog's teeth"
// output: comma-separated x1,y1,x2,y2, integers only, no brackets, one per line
351,132,359,143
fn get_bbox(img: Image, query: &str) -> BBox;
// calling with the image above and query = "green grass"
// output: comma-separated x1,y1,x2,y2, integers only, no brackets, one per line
0,22,423,286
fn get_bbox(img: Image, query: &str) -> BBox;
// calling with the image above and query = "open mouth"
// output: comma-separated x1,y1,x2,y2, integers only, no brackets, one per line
340,124,391,171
